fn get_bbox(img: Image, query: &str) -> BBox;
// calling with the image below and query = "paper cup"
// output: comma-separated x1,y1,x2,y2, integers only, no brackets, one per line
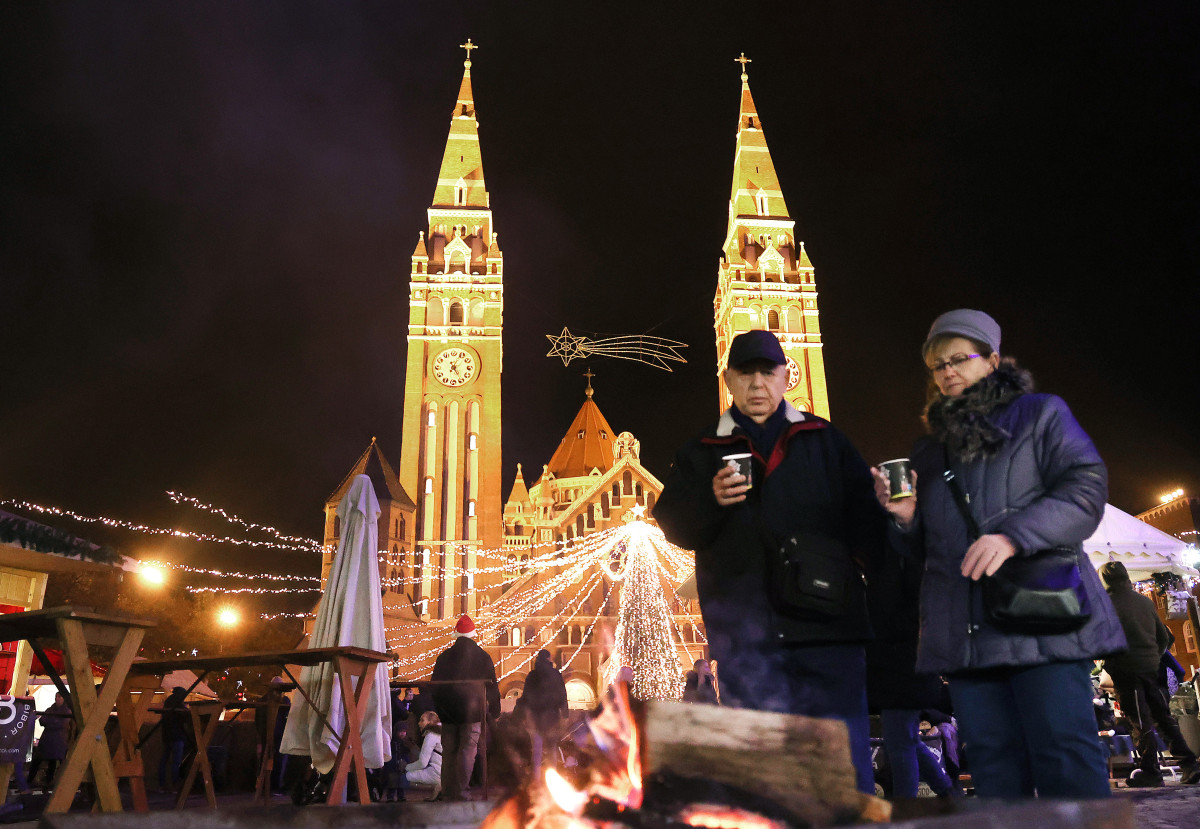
879,458,914,500
722,453,753,490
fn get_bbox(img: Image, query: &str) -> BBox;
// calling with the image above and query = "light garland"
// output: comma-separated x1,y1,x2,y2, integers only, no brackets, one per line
2,499,318,552
167,491,323,550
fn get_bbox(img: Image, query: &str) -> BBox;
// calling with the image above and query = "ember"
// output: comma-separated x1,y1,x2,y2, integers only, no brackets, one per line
483,683,889,828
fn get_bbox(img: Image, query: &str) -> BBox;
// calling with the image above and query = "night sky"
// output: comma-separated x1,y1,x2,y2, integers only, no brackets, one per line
3,3,1199,596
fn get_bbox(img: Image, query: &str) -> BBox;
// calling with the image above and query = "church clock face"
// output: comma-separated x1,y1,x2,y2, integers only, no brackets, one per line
433,347,477,388
785,356,801,391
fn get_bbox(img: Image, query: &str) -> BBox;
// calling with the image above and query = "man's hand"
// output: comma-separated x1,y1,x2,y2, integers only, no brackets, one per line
961,533,1017,581
871,466,918,529
712,465,749,506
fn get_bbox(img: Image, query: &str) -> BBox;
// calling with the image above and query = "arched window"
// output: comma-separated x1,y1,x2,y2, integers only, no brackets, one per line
455,183,465,206
786,306,802,332
399,515,406,537
510,627,521,647
756,192,768,215
468,500,476,517
767,309,780,331
448,301,464,325
424,477,433,495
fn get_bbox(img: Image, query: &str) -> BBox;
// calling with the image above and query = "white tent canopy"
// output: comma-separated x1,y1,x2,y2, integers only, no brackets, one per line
1085,502,1198,579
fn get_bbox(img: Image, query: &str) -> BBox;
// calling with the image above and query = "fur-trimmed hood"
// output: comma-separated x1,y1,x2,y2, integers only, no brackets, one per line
923,360,1035,462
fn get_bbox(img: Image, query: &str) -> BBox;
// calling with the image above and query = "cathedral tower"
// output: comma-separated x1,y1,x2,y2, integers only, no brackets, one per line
399,41,504,621
714,55,830,418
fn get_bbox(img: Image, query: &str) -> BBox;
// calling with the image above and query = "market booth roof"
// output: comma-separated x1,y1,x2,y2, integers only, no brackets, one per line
1085,503,1198,579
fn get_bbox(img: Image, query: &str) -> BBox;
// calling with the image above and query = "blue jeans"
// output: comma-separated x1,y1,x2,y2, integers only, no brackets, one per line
949,660,1110,798
715,643,874,794
880,709,954,797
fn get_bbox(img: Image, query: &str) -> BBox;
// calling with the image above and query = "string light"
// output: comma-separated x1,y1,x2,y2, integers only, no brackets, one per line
167,491,323,550
2,499,318,552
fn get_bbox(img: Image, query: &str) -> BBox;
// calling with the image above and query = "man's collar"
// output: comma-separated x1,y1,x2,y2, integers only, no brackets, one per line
716,401,807,436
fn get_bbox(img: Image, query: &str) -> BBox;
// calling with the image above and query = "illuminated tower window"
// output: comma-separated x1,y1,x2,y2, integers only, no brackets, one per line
468,500,476,517
455,179,466,205
767,309,780,330
425,477,433,495
448,300,464,325
756,192,768,215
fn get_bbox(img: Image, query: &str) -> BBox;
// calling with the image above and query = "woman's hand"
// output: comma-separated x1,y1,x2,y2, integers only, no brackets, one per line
712,465,748,506
961,533,1017,580
871,467,918,529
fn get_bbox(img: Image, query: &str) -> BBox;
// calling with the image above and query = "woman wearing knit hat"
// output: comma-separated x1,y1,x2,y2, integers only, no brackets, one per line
874,308,1125,799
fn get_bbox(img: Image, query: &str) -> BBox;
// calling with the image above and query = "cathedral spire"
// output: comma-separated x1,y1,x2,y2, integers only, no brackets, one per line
431,39,487,209
713,55,829,419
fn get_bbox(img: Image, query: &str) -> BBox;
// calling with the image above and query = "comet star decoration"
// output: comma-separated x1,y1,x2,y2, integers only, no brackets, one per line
546,327,687,371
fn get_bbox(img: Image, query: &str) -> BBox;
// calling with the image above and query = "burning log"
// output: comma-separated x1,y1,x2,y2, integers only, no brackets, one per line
482,682,889,829
639,701,886,826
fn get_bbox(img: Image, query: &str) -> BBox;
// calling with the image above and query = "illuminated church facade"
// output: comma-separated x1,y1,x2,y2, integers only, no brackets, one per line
318,48,825,703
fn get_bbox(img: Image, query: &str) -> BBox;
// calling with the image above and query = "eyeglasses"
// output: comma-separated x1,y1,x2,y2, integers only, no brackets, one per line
927,353,981,375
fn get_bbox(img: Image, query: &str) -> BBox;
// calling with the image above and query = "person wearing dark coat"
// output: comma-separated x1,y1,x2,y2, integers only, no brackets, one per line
656,330,891,794
881,310,1125,799
29,692,71,787
430,615,500,801
517,649,568,776
1100,561,1199,786
865,547,955,799
157,686,189,792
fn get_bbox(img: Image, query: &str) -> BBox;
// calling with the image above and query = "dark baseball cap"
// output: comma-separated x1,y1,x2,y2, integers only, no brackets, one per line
727,330,786,369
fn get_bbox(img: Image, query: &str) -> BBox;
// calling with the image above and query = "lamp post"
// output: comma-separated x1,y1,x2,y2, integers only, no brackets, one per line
217,607,239,654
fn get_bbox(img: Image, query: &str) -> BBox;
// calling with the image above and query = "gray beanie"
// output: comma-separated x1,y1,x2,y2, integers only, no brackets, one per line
922,309,1001,357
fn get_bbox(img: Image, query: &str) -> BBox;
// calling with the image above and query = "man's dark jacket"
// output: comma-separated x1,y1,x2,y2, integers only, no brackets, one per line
431,637,501,725
1103,581,1169,676
519,652,568,732
655,402,888,653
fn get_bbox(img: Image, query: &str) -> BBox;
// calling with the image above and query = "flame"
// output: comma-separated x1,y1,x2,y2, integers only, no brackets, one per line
545,768,589,816
677,805,788,829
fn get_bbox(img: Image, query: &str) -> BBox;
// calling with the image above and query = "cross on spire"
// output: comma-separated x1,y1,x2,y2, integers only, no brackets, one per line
735,52,751,80
583,368,595,398
460,38,478,66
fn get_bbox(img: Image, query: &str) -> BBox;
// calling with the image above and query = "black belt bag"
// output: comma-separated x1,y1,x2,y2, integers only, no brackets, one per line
770,532,853,620
941,449,1090,635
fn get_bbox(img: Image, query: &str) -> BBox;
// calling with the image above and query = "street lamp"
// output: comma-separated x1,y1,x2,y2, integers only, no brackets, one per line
137,562,167,587
217,607,239,653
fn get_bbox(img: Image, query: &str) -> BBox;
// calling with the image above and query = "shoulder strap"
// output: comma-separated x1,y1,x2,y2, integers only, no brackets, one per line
941,445,981,540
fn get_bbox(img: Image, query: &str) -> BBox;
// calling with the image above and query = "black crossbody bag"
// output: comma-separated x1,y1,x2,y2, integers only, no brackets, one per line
941,449,1090,635
769,531,854,620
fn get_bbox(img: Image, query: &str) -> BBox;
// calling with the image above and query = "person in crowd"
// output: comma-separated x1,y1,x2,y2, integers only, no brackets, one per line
28,692,71,789
403,711,443,800
656,329,890,794
157,686,189,793
691,659,719,704
431,615,500,801
1099,561,1199,786
866,543,956,799
516,649,568,778
879,309,1124,799
681,671,700,701
253,678,291,793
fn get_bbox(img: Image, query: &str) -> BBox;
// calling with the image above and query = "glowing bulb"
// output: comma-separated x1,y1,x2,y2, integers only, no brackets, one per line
217,607,239,628
138,563,166,586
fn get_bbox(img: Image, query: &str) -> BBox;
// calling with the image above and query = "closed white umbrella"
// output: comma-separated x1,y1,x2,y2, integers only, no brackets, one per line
280,474,391,773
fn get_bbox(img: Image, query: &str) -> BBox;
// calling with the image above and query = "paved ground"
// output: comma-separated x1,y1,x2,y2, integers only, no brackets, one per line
1,780,1197,827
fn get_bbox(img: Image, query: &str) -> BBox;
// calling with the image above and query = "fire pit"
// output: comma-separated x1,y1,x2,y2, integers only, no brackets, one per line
481,684,890,829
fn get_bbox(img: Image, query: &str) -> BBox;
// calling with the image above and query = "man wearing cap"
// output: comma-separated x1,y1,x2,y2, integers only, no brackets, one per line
655,329,889,794
430,615,500,801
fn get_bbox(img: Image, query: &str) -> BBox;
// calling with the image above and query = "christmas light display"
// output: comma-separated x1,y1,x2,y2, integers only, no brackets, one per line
6,495,703,696
546,327,688,371
168,491,323,550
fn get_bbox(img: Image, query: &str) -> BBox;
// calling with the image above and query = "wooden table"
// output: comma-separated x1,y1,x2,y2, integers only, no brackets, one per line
0,606,155,814
123,646,392,808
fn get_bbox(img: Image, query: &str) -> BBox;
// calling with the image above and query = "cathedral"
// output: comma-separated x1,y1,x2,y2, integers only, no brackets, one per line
317,46,828,704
